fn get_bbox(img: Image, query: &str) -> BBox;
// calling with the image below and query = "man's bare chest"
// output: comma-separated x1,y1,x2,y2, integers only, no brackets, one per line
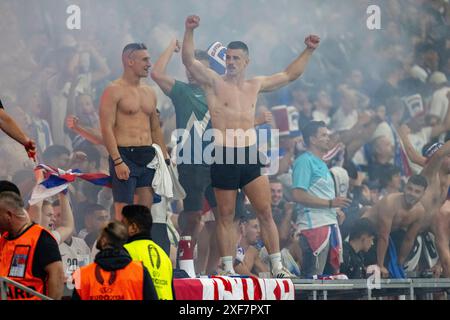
393,208,416,229
118,90,154,116
212,82,258,112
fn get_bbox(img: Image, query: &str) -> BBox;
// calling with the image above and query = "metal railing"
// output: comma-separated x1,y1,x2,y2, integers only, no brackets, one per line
292,278,450,300
0,277,52,300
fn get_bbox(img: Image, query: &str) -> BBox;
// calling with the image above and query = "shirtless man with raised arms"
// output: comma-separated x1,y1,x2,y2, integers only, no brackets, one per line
182,15,319,277
99,43,168,221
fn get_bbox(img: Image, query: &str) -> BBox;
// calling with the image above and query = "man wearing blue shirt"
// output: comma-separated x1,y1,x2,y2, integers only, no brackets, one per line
292,121,351,277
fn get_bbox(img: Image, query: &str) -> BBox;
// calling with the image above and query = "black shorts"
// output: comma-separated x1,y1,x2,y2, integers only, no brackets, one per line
178,164,217,212
109,146,156,204
211,146,263,190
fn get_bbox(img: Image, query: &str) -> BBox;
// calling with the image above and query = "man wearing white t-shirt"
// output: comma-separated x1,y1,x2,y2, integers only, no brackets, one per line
51,199,91,296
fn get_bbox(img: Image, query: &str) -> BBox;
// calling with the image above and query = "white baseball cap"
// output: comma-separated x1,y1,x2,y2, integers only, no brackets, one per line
429,72,448,85
409,65,428,83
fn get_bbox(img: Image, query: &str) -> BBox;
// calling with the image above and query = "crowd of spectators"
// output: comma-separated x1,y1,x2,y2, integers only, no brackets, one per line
1,0,450,299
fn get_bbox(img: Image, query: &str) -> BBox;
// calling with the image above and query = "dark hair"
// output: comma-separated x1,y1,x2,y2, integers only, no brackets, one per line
42,145,70,163
407,174,428,190
269,177,282,184
379,165,401,188
227,41,249,55
195,50,209,61
343,160,358,180
122,43,147,56
0,181,21,196
364,180,380,191
102,221,128,248
122,205,153,233
301,121,327,147
349,218,376,241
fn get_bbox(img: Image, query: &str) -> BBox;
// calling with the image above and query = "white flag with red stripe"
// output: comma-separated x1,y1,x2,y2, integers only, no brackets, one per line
174,277,294,300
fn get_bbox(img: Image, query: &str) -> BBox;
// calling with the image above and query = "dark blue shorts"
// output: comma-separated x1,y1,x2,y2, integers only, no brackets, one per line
210,146,263,190
109,146,156,204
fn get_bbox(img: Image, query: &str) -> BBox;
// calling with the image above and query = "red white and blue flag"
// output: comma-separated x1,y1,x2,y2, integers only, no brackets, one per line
301,224,343,274
29,164,112,205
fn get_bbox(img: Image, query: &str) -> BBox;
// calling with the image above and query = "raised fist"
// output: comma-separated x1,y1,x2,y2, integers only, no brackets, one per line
186,15,200,30
305,35,320,50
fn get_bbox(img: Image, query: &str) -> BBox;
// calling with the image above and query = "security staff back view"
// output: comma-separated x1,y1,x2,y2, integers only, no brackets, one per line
72,221,158,300
122,205,174,300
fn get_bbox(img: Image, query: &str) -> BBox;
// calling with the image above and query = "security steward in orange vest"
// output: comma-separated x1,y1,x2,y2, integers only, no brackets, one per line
72,221,158,300
0,190,64,300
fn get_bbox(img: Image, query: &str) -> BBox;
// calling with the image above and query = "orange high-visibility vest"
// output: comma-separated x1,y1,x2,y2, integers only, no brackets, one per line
73,261,144,300
0,224,53,300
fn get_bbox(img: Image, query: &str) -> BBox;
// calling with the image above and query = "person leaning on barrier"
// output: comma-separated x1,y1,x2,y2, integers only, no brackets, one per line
0,190,64,300
340,218,376,279
72,221,158,300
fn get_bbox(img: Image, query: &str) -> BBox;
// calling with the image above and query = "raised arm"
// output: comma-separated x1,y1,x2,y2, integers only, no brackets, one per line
86,44,111,83
421,140,450,178
54,192,75,244
150,39,180,95
341,112,382,160
397,124,426,168
182,15,219,87
257,35,320,93
66,115,103,145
